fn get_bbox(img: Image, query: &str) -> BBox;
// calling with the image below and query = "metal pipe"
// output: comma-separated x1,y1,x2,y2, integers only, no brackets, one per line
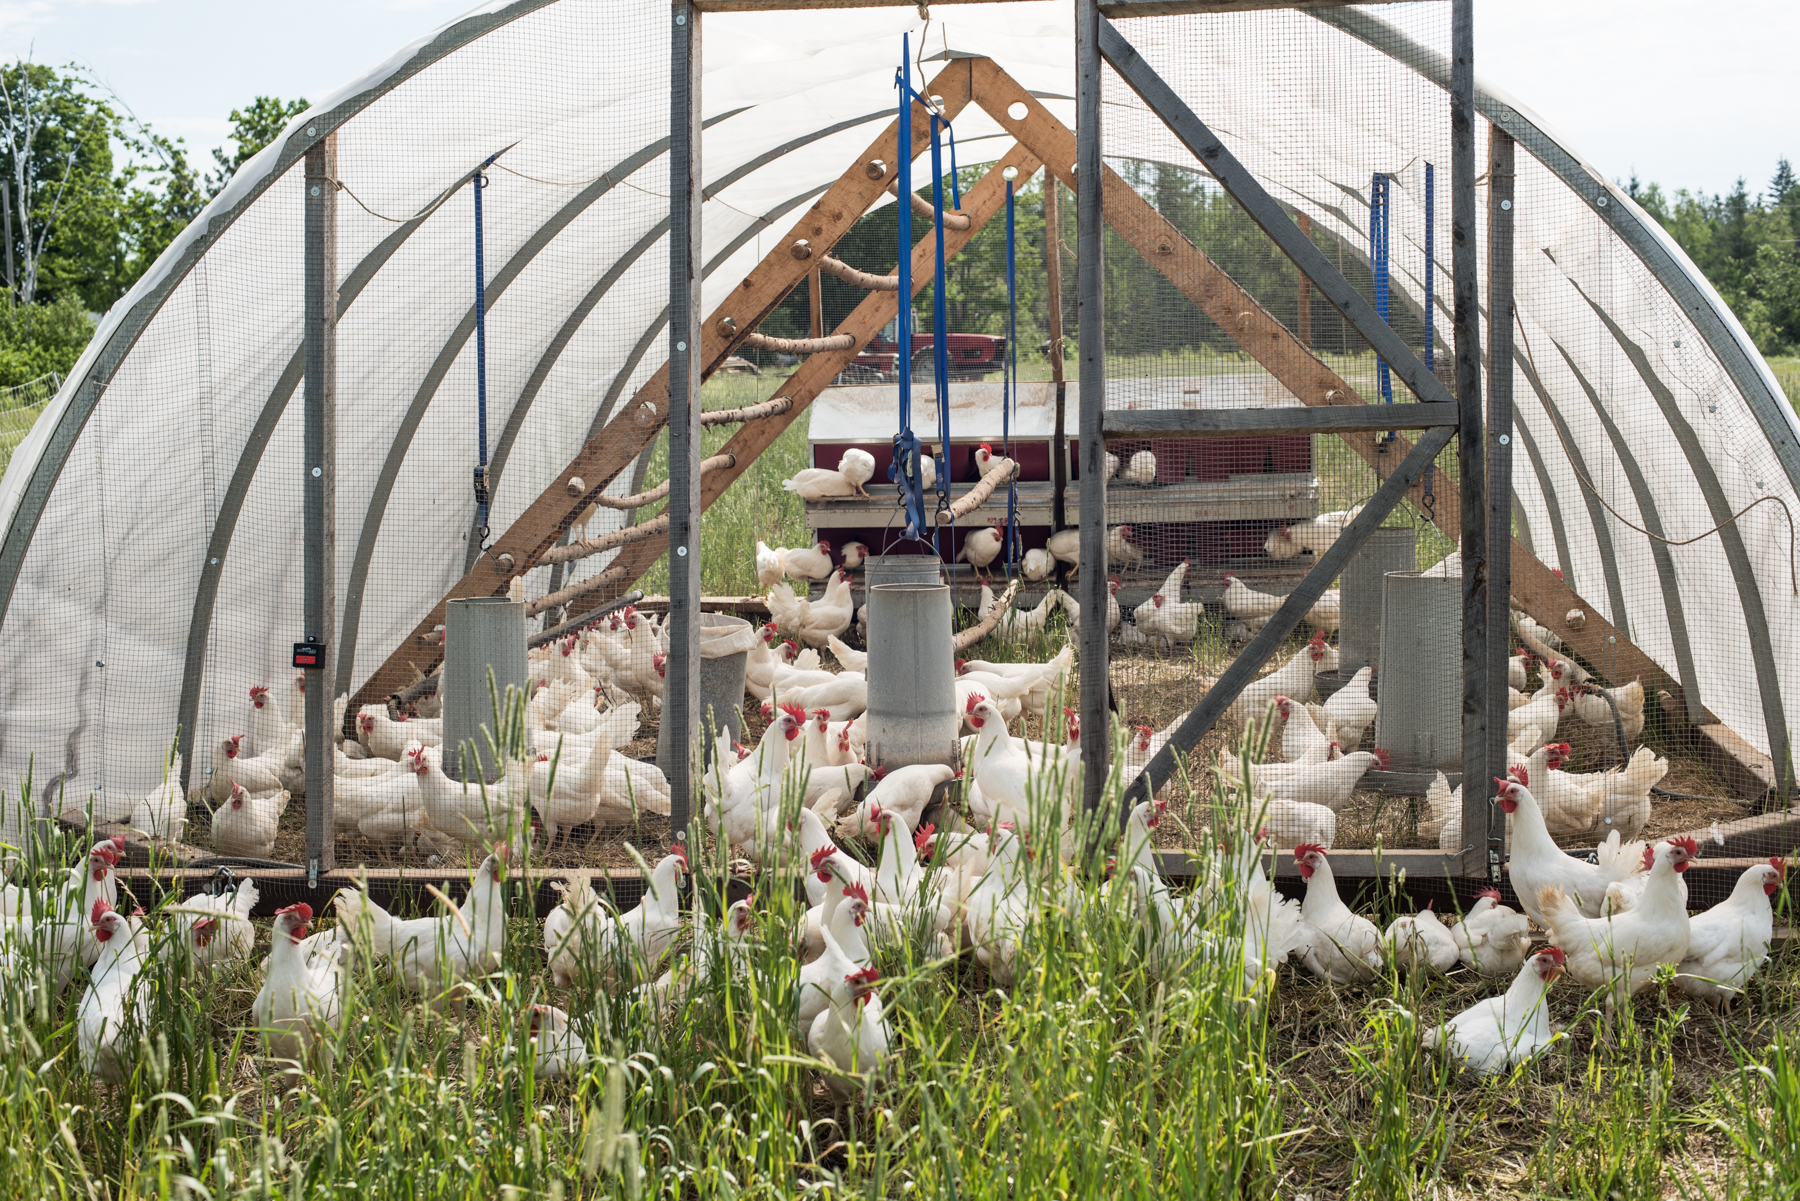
1045,178,1068,539
1451,0,1489,878
1484,124,1516,881
666,0,703,842
302,135,338,878
1075,0,1108,818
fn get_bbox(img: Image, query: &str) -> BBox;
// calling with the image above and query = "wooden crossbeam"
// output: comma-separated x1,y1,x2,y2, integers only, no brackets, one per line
586,143,1044,597
349,60,978,715
1103,403,1458,437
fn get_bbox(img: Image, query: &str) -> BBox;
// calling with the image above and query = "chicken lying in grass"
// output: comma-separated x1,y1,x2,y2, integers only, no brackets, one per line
1293,844,1382,985
335,846,512,995
1382,902,1458,975
544,845,687,989
1450,887,1533,978
1424,948,1566,1076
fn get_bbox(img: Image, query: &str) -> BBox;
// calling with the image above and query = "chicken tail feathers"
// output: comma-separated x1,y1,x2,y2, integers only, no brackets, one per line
334,887,398,957
1535,884,1580,936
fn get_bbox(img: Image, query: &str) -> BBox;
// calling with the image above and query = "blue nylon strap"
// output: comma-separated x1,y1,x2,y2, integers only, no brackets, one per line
889,36,928,542
1370,171,1393,439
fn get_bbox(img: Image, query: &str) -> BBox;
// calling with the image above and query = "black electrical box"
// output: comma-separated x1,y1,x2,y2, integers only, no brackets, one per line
292,641,324,669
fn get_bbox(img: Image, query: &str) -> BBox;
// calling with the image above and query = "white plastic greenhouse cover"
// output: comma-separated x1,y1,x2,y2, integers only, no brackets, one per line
0,0,1794,824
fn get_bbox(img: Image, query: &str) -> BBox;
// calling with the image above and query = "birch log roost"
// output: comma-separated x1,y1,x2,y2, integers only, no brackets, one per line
953,578,1021,651
938,457,1020,524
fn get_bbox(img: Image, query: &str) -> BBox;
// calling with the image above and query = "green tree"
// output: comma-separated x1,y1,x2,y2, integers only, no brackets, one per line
0,60,120,310
0,290,92,385
206,95,309,196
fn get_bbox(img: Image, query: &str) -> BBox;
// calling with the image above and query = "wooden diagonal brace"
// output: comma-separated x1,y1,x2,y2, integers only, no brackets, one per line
585,143,1045,599
350,61,978,713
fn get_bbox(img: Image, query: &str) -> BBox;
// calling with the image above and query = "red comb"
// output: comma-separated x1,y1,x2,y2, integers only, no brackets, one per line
90,898,114,924
1476,887,1502,903
965,692,987,712
1540,946,1567,966
843,881,869,903
1293,843,1326,860
779,702,808,724
277,902,314,921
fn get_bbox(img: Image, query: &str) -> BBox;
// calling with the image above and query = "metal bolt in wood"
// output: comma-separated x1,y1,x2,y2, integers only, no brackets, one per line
790,239,812,260
565,476,585,496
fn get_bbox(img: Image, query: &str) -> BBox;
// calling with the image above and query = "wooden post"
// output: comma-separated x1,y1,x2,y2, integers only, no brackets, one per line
1045,177,1069,536
1076,0,1109,817
809,266,823,341
1485,125,1515,883
1296,211,1313,348
665,0,702,841
302,132,338,878
1451,0,1489,877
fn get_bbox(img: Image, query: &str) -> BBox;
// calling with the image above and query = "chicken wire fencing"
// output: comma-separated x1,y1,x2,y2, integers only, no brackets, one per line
1094,2,1800,905
0,1,1793,902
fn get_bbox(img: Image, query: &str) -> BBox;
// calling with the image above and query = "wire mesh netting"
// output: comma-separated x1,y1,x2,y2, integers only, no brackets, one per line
0,2,1792,899
1101,3,1798,903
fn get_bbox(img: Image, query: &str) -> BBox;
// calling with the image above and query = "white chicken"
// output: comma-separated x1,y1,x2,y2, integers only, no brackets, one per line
1424,948,1565,1076
836,763,956,841
1106,524,1144,569
1292,844,1382,985
1322,667,1377,748
808,966,890,1099
209,780,289,859
1573,678,1646,744
253,902,347,1063
1450,887,1533,977
176,876,260,971
1134,590,1206,648
545,845,687,988
523,1004,590,1080
782,539,835,583
826,634,867,673
796,881,874,1029
1382,902,1459,975
208,733,295,801
768,570,855,646
1229,647,1320,726
958,524,1005,578
334,847,512,994
1021,547,1054,581
0,838,125,994
1675,858,1783,1011
1258,749,1384,813
1538,838,1692,1010
1046,528,1081,573
411,745,532,850
78,901,153,1085
755,540,787,589
1119,449,1158,486
1221,573,1283,625
783,447,878,501
1498,780,1645,925
1055,576,1121,636
973,443,1017,481
1262,507,1362,560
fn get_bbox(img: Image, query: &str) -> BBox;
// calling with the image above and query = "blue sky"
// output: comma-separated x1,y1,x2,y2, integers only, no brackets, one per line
9,0,1795,201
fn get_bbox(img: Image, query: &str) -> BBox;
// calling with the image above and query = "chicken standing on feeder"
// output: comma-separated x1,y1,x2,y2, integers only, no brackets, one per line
780,539,835,583
959,524,1006,579
783,448,877,501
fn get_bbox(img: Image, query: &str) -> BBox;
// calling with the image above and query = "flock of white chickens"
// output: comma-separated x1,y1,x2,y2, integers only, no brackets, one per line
13,446,1774,1099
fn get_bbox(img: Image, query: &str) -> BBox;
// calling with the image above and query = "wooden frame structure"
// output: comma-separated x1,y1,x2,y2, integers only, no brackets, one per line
326,2,1779,873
